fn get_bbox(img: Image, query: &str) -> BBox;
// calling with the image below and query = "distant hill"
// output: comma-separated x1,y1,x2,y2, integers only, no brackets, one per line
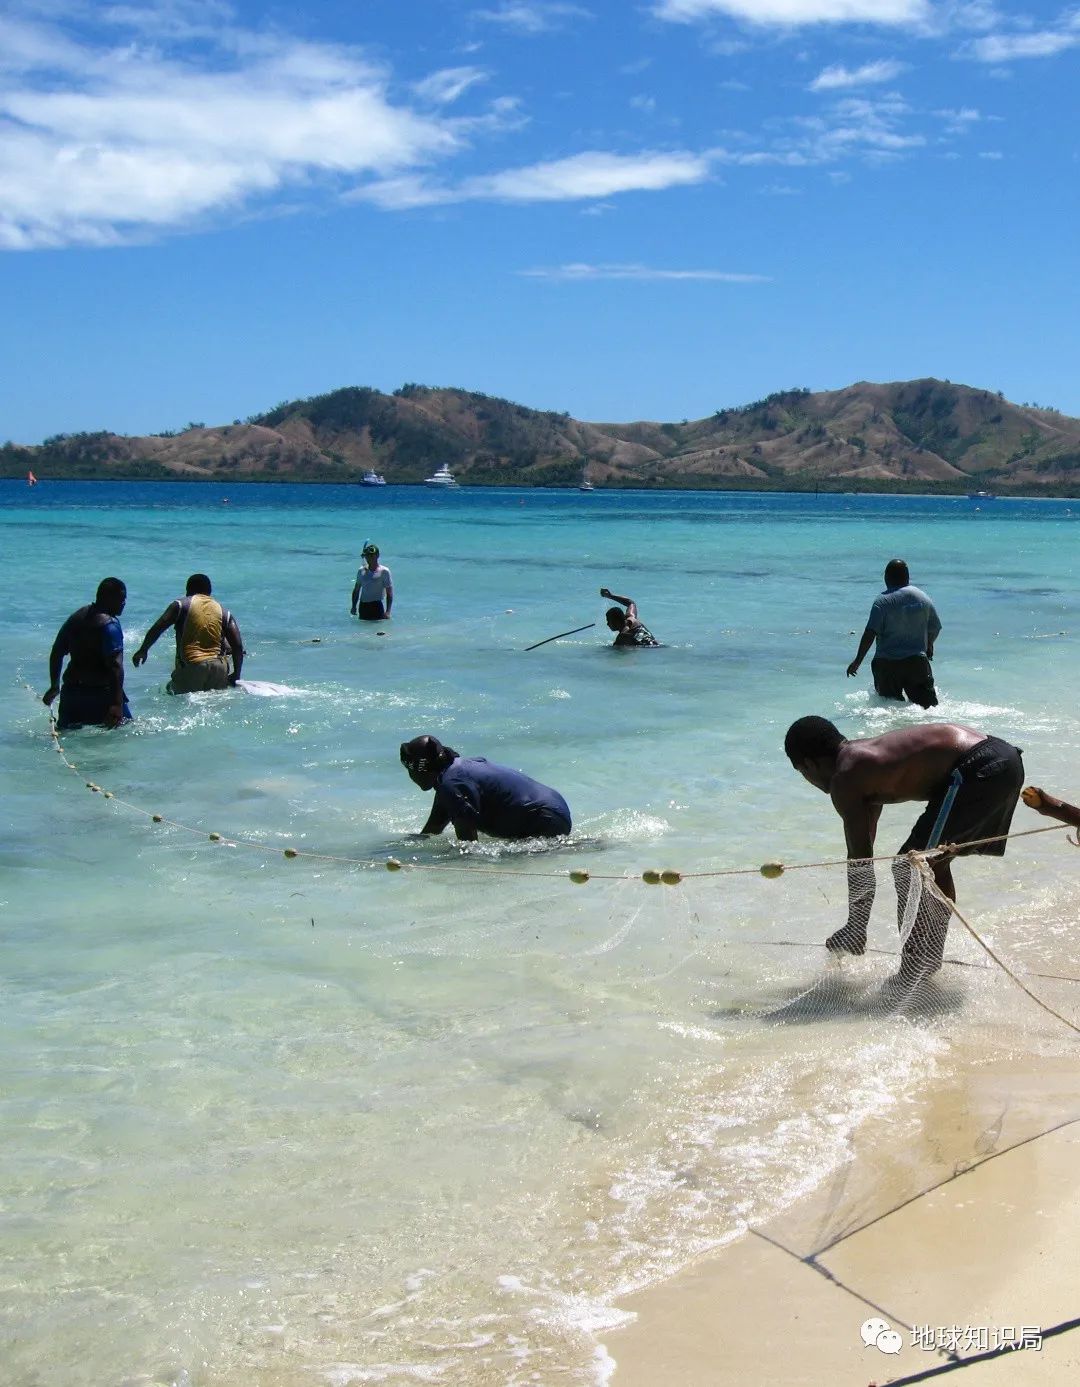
6,379,1080,492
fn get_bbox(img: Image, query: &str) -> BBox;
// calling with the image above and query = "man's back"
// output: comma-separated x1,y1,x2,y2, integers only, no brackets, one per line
835,724,984,806
178,593,227,664
57,604,121,687
436,757,570,837
869,584,940,660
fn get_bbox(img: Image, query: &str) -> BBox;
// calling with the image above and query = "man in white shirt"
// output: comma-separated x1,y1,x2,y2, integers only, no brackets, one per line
351,542,393,621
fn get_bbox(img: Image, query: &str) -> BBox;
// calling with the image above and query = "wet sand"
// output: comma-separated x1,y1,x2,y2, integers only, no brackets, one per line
610,1059,1080,1384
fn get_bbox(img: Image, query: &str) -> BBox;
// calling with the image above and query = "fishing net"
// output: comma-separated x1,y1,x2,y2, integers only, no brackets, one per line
24,702,1080,1381
721,845,1080,1266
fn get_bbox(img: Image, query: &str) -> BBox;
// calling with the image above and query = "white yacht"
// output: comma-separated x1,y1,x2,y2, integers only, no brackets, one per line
360,470,386,486
424,463,459,488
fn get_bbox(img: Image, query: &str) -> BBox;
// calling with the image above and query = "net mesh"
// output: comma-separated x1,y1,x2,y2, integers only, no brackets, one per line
29,699,1080,1362
731,847,1080,1265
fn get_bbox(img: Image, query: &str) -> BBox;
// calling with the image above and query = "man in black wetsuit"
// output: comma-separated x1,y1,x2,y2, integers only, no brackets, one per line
42,577,132,729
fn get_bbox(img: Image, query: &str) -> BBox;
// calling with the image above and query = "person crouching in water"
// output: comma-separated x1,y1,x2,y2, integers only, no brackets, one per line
400,735,572,842
132,573,243,692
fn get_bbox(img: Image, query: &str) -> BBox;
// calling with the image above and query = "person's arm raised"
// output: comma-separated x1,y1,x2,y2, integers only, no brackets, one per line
600,587,637,619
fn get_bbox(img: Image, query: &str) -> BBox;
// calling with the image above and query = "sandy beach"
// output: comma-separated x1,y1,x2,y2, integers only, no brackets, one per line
610,1059,1080,1385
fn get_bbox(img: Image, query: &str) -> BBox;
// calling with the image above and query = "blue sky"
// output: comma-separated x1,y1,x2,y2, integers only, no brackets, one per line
2,0,1078,442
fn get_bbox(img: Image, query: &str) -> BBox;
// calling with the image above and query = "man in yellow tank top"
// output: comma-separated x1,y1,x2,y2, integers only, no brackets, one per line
132,574,244,693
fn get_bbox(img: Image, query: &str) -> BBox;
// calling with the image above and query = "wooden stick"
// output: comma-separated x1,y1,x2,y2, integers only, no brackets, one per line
524,622,596,651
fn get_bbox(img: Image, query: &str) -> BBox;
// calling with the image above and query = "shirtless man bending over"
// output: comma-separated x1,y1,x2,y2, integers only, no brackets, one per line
784,717,1024,983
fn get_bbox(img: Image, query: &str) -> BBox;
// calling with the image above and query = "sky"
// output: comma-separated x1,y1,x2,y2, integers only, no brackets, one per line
2,0,1078,442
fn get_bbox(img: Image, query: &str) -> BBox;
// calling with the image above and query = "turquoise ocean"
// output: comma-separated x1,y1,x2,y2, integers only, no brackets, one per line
4,481,1080,1386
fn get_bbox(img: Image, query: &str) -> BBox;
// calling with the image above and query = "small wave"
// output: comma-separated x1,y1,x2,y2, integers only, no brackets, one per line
322,1364,446,1385
237,680,306,697
597,811,670,842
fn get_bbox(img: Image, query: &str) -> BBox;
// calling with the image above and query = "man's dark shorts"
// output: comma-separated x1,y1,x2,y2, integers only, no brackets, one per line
57,684,132,729
357,601,386,621
872,654,938,708
901,735,1024,858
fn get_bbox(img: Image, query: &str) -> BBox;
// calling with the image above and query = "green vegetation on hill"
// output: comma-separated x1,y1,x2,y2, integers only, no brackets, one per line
6,378,1080,494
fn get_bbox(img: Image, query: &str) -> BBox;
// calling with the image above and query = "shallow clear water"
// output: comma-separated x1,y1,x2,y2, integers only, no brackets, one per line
4,482,1080,1385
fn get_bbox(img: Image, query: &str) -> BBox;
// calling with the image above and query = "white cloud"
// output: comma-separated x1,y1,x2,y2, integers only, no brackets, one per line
970,29,1078,60
471,2,592,34
978,149,1003,158
472,149,711,198
653,0,930,27
934,105,980,134
935,105,979,122
809,58,905,89
710,91,926,164
95,0,238,43
941,0,1003,32
0,15,510,248
412,67,489,105
354,150,713,208
519,262,769,281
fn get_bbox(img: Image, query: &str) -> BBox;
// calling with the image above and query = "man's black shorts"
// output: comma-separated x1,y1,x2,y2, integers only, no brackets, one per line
900,735,1024,858
872,654,938,708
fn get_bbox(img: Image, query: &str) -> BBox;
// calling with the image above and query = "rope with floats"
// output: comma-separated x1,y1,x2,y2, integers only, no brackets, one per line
31,684,1078,888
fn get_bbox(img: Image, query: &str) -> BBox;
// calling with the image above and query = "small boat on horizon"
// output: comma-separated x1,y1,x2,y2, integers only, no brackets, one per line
968,489,995,499
27,470,37,486
360,470,386,487
424,463,459,488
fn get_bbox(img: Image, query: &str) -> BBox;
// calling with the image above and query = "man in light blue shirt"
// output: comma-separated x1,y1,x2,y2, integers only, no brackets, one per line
846,559,941,708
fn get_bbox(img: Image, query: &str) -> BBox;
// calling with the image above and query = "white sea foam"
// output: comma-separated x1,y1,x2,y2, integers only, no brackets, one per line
9,485,1080,1387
